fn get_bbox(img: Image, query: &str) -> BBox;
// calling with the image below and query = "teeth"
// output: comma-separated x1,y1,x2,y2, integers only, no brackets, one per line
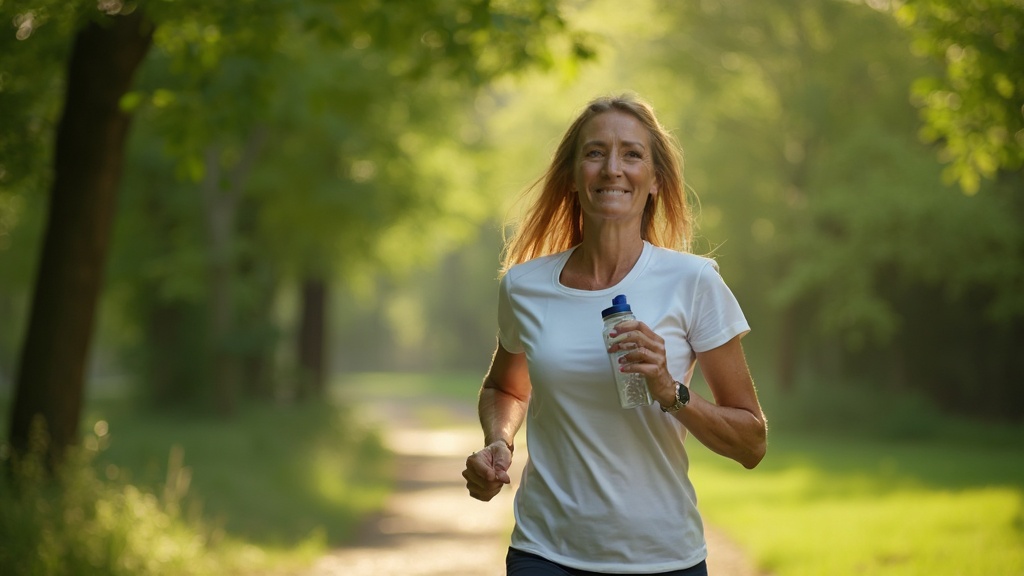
596,189,629,195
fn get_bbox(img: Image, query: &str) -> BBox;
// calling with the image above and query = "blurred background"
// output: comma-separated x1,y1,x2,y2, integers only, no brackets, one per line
1,0,1022,575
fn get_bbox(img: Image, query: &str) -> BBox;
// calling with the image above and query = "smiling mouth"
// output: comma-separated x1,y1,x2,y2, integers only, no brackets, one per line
595,188,631,195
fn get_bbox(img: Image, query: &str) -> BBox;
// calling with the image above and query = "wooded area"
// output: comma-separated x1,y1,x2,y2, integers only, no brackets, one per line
1,0,1022,470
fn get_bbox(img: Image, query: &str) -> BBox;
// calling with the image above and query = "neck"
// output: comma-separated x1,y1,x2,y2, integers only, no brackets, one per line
562,225,645,290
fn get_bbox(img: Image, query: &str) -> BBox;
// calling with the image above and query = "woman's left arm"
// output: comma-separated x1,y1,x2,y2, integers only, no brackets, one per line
680,335,767,469
612,325,766,468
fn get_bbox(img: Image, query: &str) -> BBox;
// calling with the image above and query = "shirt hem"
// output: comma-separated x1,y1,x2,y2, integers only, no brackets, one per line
508,543,708,575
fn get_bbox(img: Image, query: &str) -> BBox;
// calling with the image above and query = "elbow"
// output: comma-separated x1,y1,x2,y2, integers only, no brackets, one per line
741,443,766,469
740,418,768,470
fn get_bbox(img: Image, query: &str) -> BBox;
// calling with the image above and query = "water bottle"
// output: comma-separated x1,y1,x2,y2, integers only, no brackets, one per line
601,295,653,409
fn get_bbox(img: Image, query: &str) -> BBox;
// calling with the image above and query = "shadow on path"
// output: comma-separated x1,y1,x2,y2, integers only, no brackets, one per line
307,394,761,576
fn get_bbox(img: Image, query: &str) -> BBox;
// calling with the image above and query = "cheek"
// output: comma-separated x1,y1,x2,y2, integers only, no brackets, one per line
575,164,598,187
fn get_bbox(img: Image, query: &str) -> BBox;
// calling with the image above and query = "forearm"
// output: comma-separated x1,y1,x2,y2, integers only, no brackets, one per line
676,390,767,469
478,376,529,448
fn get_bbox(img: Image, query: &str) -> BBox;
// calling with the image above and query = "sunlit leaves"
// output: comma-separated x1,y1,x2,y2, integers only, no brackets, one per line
896,0,1024,194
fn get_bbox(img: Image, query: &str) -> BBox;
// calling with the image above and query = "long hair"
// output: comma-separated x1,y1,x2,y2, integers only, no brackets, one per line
501,94,693,274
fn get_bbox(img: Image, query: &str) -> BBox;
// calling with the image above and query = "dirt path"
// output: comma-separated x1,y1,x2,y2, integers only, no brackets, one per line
307,394,761,576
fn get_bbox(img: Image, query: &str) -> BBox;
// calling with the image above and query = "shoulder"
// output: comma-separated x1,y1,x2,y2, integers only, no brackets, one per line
504,247,574,287
647,244,720,278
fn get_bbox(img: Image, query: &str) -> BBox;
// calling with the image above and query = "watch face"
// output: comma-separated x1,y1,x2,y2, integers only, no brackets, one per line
678,384,690,404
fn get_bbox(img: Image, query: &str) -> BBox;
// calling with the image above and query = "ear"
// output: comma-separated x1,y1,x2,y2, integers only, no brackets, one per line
649,184,658,197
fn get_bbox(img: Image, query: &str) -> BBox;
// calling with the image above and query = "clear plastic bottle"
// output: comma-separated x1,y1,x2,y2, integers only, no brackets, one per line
601,294,653,409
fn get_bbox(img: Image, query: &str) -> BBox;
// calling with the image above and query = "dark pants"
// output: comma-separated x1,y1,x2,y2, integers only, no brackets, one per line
506,548,709,576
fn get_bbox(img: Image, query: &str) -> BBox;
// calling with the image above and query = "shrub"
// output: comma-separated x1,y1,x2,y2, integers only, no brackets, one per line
0,420,259,576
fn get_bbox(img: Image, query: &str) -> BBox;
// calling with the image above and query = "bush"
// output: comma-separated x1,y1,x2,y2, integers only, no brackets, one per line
0,420,261,576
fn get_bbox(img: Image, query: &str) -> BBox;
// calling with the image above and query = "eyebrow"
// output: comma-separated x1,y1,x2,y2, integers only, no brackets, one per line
581,139,647,149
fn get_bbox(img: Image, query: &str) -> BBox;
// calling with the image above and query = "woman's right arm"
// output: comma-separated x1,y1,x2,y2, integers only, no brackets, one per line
462,341,531,502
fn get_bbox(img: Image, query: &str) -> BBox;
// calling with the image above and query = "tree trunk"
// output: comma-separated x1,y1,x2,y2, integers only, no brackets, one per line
296,278,327,399
200,129,266,415
236,206,278,401
201,145,239,415
7,11,153,467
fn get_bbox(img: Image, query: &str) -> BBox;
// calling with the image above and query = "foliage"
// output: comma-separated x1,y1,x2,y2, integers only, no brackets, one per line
640,0,1024,414
86,398,391,546
894,0,1024,194
0,0,592,409
104,0,589,406
325,0,1024,420
0,1,83,196
0,420,248,575
3,0,1022,422
0,395,391,574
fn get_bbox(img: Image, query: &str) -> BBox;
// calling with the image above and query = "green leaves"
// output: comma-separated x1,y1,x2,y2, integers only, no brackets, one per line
897,0,1024,194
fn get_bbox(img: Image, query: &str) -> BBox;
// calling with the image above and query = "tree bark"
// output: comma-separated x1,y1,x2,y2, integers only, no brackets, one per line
7,11,153,466
296,278,327,399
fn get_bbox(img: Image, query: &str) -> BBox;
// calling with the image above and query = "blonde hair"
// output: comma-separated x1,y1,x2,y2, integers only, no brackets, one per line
501,94,693,274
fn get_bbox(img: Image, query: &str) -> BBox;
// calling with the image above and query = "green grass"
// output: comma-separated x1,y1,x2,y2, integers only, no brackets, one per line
687,397,1024,575
1,394,393,575
82,398,392,548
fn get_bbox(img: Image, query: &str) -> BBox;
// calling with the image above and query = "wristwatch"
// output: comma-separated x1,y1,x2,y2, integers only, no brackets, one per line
660,381,690,413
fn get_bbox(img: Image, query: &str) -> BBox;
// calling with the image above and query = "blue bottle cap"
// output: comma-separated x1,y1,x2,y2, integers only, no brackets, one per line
601,294,632,318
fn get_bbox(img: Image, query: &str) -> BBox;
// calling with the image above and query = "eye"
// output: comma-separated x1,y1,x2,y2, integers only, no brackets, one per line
626,150,644,159
585,149,603,158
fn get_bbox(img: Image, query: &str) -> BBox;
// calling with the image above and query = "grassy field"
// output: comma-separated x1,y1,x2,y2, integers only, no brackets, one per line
688,432,1023,575
688,375,1024,576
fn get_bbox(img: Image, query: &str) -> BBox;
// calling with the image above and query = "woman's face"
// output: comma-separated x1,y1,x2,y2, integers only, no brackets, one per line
573,110,657,227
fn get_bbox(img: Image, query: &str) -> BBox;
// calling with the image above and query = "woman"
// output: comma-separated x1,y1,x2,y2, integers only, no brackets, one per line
462,94,767,575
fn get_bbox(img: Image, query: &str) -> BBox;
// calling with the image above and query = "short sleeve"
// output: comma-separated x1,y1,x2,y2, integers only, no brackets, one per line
497,273,524,354
687,260,750,352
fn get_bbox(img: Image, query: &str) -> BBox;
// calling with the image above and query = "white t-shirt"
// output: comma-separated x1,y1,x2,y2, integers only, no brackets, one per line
498,241,750,573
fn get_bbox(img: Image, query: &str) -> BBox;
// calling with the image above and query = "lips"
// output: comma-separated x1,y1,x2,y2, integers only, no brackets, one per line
595,188,631,195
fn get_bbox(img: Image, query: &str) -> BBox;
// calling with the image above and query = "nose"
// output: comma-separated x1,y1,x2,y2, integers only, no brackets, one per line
603,154,623,177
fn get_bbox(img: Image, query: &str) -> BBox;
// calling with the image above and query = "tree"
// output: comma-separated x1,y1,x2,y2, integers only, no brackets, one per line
111,1,592,407
894,0,1024,194
7,6,153,465
4,0,591,466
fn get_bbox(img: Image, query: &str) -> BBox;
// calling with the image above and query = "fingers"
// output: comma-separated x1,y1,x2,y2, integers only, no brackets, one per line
610,322,673,398
618,345,665,372
610,331,666,365
463,446,512,502
608,320,663,353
